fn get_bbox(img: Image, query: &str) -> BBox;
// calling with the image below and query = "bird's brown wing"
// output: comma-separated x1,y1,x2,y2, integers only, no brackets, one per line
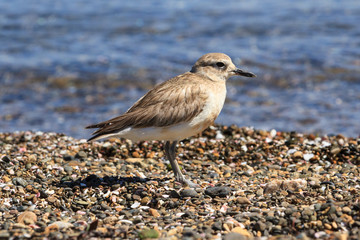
86,73,208,140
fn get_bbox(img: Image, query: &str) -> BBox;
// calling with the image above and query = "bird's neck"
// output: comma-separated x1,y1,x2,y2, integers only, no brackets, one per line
191,69,226,83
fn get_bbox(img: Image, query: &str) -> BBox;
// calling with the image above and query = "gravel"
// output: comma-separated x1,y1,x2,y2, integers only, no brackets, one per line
0,126,359,239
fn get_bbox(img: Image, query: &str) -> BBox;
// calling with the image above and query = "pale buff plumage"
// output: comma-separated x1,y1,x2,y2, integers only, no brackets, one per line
86,53,255,187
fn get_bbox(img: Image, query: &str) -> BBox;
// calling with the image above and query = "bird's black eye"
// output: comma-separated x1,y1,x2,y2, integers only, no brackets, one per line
216,62,225,68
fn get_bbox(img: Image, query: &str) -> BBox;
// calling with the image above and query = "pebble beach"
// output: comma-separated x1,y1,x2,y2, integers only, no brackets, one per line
0,126,359,239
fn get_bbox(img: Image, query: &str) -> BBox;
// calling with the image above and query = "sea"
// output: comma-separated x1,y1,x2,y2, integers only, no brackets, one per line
0,0,359,138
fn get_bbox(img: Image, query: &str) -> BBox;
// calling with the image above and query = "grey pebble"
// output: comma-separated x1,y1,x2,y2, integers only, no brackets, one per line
119,210,132,219
182,228,200,240
302,207,313,216
284,207,294,216
101,203,112,211
205,186,231,198
180,189,198,198
209,172,219,178
1,155,11,163
254,221,267,231
64,166,73,174
327,205,337,215
63,155,74,161
181,211,195,219
75,151,87,159
314,203,322,211
212,221,222,231
169,190,181,198
12,177,28,187
97,213,107,219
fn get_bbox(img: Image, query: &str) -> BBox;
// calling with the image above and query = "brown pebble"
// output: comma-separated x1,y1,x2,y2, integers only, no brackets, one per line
168,228,178,236
28,154,37,162
341,214,354,224
264,180,281,194
232,227,252,237
12,223,31,229
125,158,143,163
97,227,108,234
281,179,307,191
141,196,150,205
149,208,160,217
293,151,303,158
17,211,37,225
236,197,251,205
146,151,156,158
342,206,351,213
324,223,332,230
334,232,348,240
223,223,231,232
47,196,57,203
44,225,59,236
115,206,123,212
331,147,341,155
103,216,118,225
332,221,338,229
132,152,141,158
2,176,11,182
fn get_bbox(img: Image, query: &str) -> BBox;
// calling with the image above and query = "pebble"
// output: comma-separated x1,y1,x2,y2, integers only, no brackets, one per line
236,197,251,205
342,206,351,214
131,201,141,209
75,151,87,159
212,221,222,231
17,211,37,225
293,151,303,158
231,227,252,238
180,189,198,198
169,190,181,198
103,216,118,225
254,221,267,231
64,166,73,174
205,186,231,198
264,179,307,194
12,177,28,187
49,221,73,229
149,208,160,217
2,176,11,182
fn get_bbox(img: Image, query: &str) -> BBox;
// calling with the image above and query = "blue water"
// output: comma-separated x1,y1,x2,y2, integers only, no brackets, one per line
0,0,359,138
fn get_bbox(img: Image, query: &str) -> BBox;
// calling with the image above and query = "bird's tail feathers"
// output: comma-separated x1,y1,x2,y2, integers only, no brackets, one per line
87,133,115,142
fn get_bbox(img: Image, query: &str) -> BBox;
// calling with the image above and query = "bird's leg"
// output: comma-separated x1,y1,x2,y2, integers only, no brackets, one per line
165,141,199,188
165,141,183,182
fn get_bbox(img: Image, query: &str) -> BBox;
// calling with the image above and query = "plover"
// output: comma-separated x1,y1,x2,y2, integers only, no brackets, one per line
86,53,255,187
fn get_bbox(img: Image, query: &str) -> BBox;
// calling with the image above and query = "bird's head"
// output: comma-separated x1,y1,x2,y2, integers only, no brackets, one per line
190,53,256,82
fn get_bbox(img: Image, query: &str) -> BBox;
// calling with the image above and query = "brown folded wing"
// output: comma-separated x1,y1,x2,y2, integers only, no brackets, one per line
86,73,208,139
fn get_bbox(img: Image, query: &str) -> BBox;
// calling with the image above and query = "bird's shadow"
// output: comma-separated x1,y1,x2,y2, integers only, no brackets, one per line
54,174,171,188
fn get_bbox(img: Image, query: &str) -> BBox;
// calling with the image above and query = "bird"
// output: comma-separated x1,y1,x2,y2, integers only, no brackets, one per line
86,53,256,188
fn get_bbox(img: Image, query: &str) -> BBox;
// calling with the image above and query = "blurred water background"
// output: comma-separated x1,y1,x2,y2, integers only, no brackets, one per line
0,0,359,138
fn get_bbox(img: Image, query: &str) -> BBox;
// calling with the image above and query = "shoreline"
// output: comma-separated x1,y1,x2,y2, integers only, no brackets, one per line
0,125,359,239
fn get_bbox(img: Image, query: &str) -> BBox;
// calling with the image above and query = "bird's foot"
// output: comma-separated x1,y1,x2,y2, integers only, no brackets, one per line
176,176,200,188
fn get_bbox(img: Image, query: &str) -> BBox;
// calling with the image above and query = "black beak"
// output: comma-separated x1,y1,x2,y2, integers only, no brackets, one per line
233,69,256,78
